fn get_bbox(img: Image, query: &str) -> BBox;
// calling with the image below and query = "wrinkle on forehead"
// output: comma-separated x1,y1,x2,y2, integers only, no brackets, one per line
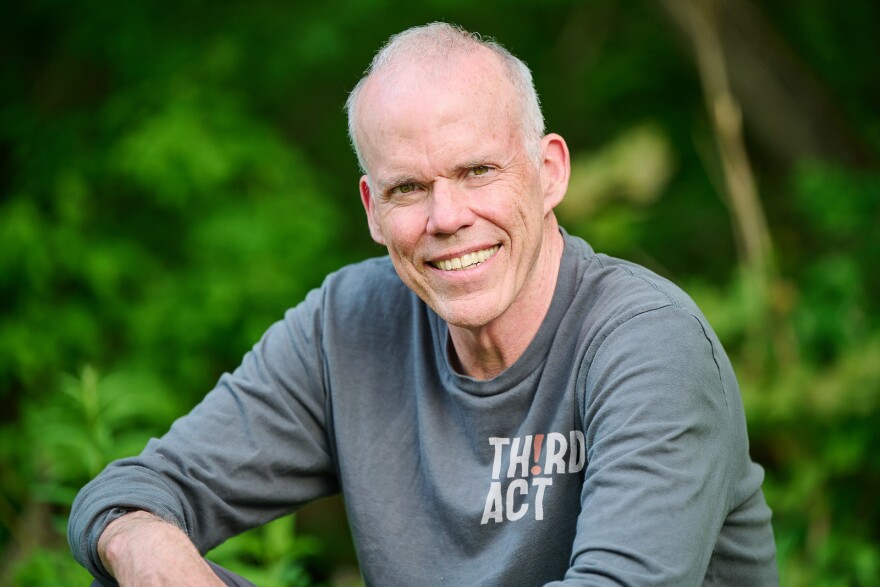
355,50,524,175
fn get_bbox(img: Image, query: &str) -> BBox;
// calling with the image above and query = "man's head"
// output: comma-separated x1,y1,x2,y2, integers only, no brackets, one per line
348,23,570,333
346,23,545,174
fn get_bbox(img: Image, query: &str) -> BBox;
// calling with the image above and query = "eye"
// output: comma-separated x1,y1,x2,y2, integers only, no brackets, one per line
390,183,418,196
471,165,493,176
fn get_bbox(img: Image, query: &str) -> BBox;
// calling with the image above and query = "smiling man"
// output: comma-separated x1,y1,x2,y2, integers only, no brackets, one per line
353,36,568,379
70,23,778,586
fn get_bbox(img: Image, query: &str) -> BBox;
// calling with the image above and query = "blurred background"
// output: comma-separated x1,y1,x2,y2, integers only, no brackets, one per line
1,0,878,585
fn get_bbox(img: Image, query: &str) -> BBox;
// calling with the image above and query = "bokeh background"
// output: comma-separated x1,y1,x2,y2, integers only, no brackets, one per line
2,0,878,585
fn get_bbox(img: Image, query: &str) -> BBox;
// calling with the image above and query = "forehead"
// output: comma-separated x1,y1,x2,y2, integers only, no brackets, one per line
355,51,522,173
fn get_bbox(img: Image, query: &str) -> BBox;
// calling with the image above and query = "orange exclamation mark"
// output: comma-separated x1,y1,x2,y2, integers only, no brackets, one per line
531,434,544,475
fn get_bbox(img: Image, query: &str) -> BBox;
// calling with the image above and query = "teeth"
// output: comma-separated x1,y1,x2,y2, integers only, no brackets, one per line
432,245,499,271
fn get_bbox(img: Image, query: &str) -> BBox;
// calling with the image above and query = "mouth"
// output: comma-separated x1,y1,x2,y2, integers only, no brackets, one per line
429,245,500,271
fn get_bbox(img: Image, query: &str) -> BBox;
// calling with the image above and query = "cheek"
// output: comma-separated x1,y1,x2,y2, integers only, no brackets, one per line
380,208,424,257
484,186,541,233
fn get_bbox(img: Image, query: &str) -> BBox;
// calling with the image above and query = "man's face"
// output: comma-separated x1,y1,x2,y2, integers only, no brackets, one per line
356,52,560,330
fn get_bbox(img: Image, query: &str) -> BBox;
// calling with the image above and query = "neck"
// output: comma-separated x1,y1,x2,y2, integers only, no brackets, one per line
448,221,565,380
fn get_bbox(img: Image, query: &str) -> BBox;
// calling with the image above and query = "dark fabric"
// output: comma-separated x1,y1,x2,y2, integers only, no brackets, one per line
207,560,257,586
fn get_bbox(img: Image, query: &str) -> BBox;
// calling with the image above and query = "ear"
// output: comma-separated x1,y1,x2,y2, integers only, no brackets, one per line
539,133,570,215
359,175,386,245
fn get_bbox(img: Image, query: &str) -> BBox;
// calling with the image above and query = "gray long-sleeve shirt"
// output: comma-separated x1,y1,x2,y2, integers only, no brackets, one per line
69,232,778,585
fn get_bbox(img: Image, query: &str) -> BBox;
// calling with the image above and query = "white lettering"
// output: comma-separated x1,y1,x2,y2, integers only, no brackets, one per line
568,431,586,473
488,437,510,480
545,432,567,474
532,477,553,520
506,479,529,521
480,482,504,524
507,435,532,478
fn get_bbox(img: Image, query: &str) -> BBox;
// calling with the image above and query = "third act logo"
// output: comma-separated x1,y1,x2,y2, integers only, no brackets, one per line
481,431,585,524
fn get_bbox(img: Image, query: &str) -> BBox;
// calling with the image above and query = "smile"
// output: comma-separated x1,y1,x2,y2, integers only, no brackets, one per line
429,245,500,271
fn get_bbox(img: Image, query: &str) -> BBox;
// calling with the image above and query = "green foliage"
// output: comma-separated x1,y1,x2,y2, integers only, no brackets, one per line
1,1,878,586
26,366,183,502
742,340,880,587
10,547,93,587
207,516,323,587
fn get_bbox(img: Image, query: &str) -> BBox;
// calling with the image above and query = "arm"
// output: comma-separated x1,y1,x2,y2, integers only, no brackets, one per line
549,307,750,585
69,288,339,583
97,511,224,586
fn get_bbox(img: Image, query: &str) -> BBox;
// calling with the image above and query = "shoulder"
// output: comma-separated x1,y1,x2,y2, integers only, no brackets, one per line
276,254,413,332
564,233,704,324
294,255,423,345
320,255,415,313
560,232,732,399
324,254,399,286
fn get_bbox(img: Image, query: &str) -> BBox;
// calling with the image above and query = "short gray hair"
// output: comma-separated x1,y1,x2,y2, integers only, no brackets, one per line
345,22,545,173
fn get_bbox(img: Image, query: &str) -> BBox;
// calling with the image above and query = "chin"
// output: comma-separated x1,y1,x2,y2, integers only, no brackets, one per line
430,298,503,330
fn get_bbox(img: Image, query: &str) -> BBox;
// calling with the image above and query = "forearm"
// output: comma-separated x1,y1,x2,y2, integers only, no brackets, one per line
98,510,224,586
70,299,338,582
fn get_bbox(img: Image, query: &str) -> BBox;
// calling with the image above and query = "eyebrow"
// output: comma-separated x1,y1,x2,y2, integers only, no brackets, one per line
459,157,493,169
457,160,494,173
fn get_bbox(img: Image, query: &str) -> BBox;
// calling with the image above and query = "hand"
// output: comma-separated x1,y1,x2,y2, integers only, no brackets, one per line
98,510,225,586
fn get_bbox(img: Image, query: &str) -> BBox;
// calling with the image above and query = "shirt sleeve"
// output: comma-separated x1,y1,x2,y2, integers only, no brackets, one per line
547,306,746,586
67,286,339,584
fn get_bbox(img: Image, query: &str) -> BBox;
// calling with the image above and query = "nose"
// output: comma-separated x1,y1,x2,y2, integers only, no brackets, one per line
425,180,476,236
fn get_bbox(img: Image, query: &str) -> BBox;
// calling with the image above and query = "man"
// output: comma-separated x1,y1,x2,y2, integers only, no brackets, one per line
69,23,778,585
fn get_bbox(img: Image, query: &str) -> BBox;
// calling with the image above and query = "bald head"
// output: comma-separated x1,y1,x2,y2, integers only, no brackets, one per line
345,23,545,174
